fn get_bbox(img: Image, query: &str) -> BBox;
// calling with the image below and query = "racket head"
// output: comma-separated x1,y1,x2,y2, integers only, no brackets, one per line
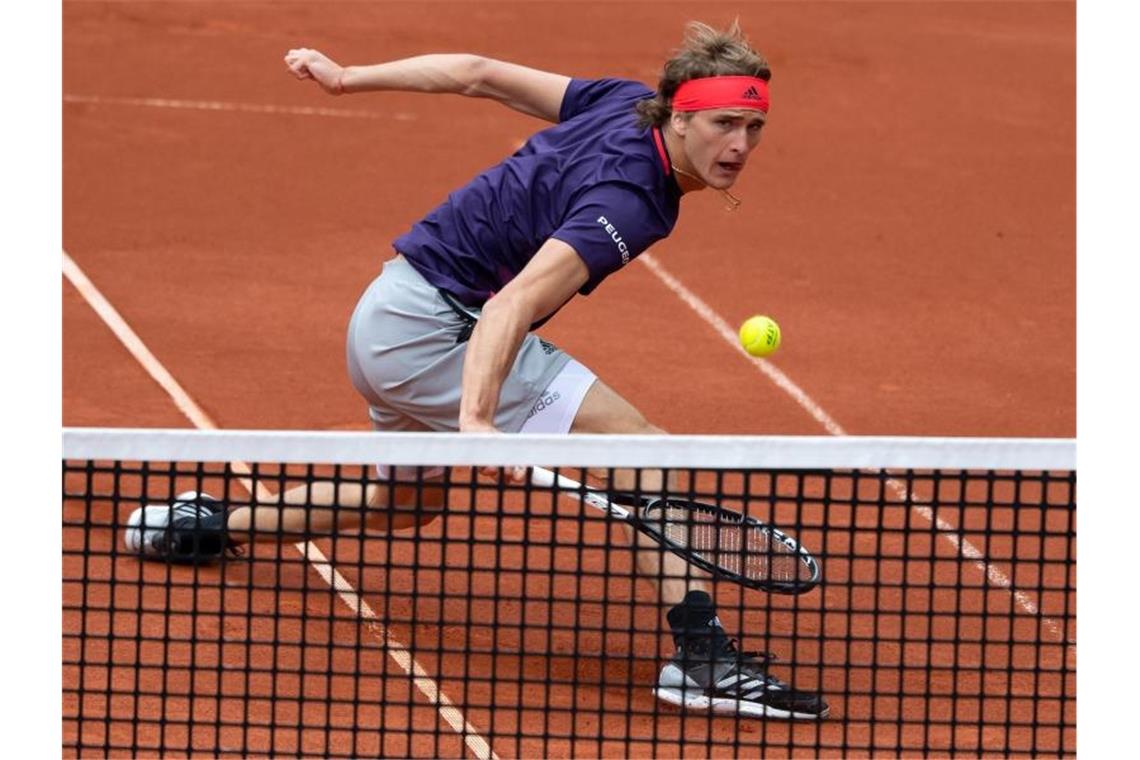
633,496,821,594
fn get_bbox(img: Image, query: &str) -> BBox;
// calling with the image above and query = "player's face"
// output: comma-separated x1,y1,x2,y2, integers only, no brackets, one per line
676,109,766,189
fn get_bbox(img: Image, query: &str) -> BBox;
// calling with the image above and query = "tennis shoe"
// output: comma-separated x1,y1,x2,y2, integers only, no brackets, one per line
655,636,828,719
655,591,828,720
123,491,232,564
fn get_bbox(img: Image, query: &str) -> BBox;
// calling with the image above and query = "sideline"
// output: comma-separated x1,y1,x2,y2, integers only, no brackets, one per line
63,250,498,760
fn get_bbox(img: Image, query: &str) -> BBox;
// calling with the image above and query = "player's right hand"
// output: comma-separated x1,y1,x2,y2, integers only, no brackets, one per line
461,419,527,484
477,464,527,485
284,48,345,95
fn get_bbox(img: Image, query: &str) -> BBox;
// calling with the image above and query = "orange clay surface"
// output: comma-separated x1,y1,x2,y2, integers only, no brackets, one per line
63,1,1075,757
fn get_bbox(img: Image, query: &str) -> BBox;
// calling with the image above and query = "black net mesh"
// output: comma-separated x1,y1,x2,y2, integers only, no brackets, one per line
62,455,1075,758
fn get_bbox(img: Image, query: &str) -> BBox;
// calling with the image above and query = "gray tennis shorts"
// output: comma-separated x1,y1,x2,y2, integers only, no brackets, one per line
346,255,573,434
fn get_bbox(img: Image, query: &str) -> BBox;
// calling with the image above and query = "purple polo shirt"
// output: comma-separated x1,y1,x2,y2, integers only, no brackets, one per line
394,78,682,311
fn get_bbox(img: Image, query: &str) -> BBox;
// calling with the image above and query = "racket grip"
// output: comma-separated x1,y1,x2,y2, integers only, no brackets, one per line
528,466,583,492
529,467,629,519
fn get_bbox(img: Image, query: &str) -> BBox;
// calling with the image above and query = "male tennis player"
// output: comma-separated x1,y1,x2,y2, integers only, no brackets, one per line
125,21,827,720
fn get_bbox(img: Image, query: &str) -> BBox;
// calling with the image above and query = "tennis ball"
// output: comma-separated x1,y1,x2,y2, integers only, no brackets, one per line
739,315,781,357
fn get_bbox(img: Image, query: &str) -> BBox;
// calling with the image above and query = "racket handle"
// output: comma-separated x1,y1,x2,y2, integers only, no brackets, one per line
529,467,630,520
529,466,583,492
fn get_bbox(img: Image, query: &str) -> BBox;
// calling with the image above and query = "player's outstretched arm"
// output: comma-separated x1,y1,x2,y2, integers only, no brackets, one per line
284,48,570,122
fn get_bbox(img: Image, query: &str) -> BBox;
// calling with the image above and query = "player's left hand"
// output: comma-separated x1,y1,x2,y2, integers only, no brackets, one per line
284,48,346,95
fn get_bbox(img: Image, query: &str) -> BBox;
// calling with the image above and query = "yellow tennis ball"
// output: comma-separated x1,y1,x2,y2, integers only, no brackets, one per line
739,315,781,357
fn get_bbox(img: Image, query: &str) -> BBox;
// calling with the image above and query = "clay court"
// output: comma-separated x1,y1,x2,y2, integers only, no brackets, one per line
62,1,1075,756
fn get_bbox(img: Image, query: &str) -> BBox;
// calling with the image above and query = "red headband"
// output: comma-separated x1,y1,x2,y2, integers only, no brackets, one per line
671,76,770,114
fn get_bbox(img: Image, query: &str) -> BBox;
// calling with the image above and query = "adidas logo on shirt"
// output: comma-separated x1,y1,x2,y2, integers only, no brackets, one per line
742,86,762,100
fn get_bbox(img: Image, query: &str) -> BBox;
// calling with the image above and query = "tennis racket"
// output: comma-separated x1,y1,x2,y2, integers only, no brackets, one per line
530,467,820,594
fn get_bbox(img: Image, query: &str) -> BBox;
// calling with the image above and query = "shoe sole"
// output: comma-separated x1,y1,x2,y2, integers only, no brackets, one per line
654,687,829,720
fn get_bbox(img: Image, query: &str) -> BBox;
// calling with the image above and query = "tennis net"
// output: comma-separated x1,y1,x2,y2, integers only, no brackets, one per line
62,429,1075,758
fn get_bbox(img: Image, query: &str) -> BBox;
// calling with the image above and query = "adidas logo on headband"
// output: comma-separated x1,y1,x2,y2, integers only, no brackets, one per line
671,76,771,114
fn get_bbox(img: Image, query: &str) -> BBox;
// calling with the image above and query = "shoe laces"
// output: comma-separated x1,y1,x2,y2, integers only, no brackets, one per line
684,633,775,666
720,637,776,667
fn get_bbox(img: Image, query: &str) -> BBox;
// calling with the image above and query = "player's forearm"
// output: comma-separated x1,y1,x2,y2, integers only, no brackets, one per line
340,54,487,96
458,295,532,429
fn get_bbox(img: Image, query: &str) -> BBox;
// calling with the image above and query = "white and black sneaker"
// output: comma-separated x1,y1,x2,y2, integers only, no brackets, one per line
654,591,828,720
123,491,233,564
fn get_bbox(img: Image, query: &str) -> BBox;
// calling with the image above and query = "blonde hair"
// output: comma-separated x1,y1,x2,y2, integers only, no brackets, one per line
635,20,771,128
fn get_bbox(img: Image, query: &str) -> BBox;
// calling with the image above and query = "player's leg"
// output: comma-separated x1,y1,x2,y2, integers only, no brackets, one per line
221,469,445,544
548,366,828,720
451,309,692,613
563,378,707,607
124,257,452,561
223,397,448,543
504,351,701,604
124,459,448,561
506,355,704,605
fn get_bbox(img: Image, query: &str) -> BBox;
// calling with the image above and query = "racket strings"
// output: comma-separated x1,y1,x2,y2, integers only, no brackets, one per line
643,501,807,583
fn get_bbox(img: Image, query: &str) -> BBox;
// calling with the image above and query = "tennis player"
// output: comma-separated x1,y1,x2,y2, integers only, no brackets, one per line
125,21,827,720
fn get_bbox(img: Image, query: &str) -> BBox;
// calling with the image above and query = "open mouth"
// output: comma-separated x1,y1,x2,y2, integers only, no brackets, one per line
717,161,743,174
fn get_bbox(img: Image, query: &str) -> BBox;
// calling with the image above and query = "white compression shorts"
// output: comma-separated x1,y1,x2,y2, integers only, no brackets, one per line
518,358,597,434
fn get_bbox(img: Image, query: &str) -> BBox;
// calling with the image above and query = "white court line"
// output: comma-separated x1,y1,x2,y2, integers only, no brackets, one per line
639,252,1071,644
62,251,497,760
63,93,416,121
